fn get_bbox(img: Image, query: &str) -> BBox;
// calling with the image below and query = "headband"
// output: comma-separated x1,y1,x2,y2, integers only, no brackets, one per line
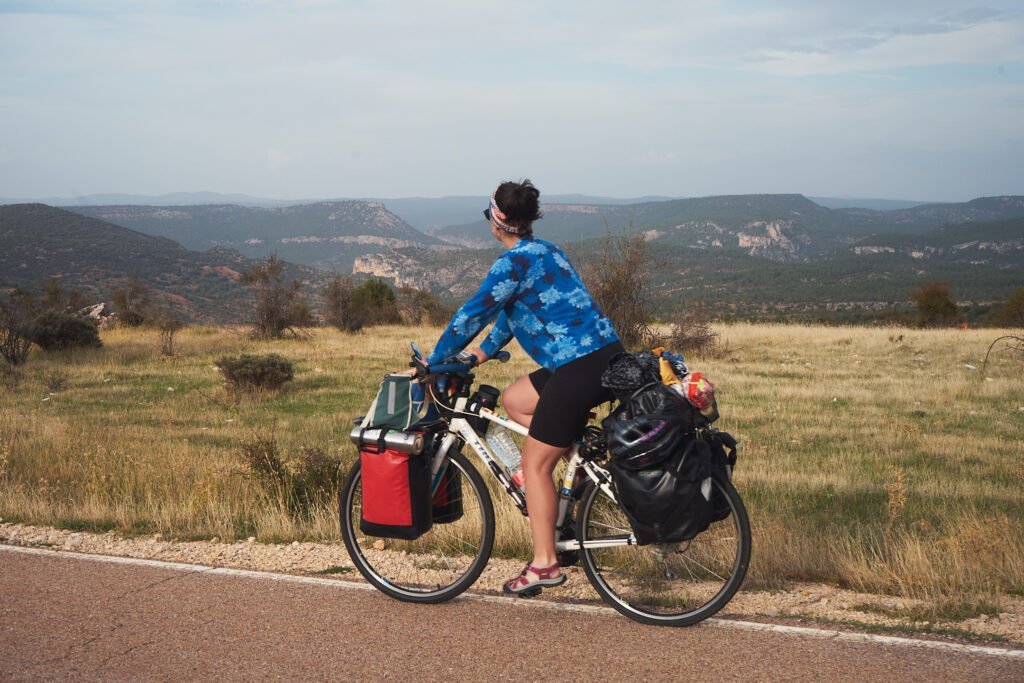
489,190,523,235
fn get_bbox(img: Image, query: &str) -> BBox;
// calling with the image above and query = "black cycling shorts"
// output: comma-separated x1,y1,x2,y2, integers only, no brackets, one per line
527,341,625,448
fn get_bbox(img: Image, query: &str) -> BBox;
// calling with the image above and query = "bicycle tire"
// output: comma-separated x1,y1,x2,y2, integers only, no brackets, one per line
340,448,495,604
578,476,751,626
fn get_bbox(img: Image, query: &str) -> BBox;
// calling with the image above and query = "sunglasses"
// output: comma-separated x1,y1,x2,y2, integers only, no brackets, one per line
483,208,492,222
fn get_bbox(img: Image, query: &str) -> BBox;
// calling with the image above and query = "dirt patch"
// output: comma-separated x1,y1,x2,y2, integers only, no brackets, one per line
2,520,1021,645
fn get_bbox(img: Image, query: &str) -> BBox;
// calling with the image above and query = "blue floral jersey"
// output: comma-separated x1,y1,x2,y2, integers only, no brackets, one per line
427,237,620,370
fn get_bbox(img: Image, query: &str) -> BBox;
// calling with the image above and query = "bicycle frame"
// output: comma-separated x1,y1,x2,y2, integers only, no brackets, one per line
428,393,635,554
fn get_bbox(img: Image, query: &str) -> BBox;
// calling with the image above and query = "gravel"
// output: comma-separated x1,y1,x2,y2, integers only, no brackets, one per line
2,520,1021,645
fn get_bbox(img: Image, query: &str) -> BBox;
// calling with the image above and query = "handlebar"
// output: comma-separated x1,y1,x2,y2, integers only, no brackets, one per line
409,349,511,379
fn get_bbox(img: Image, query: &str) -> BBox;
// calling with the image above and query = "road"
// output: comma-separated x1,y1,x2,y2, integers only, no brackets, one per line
1,546,1021,681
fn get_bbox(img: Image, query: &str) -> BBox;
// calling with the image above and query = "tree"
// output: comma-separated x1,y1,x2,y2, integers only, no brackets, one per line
347,278,401,328
242,255,313,338
110,278,151,327
397,287,451,326
40,277,87,314
578,232,656,349
912,282,962,328
324,275,359,332
0,288,37,366
993,286,1024,328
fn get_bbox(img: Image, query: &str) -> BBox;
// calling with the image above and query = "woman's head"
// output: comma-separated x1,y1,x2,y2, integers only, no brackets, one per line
485,179,543,238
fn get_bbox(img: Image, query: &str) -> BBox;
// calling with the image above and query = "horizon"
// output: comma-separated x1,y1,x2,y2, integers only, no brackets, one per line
1,2,1022,202
0,188,957,207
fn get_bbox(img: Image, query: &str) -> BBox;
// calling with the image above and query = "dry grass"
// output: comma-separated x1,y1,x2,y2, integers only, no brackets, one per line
1,322,1022,610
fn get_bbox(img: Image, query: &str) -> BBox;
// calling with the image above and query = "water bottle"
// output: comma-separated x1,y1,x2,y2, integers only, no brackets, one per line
485,422,525,492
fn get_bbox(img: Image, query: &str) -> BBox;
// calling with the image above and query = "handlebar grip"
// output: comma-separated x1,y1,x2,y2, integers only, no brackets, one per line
429,361,473,374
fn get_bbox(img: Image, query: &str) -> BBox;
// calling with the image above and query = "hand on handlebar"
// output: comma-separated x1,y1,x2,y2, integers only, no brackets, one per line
408,345,511,378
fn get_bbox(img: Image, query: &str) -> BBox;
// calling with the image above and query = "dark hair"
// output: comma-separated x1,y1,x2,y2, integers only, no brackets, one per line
494,179,543,236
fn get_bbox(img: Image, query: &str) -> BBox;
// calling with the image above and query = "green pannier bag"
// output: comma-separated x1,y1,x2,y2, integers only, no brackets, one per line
360,374,431,430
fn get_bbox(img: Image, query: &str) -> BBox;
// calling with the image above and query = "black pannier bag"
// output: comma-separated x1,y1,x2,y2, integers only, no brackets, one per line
431,461,464,524
707,430,739,523
603,383,713,544
358,430,433,540
609,437,714,545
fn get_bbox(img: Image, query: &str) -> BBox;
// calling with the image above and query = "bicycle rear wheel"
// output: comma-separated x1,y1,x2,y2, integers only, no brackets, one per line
340,448,495,603
578,477,750,626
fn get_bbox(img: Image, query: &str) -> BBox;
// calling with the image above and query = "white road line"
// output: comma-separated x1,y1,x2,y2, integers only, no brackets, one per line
3,544,1023,661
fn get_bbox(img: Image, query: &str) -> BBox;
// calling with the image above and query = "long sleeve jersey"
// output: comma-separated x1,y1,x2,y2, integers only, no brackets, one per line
427,237,619,370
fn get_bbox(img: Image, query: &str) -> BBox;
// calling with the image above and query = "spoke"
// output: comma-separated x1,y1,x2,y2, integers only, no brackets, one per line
674,551,728,583
681,543,734,571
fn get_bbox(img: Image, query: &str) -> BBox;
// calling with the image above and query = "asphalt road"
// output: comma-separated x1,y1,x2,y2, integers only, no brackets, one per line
1,548,1022,681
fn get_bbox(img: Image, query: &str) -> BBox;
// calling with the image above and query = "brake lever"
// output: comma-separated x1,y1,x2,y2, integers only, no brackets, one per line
409,356,429,379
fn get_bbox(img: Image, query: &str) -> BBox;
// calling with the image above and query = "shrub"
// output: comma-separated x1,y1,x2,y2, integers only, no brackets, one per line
239,436,342,518
291,445,344,511
397,287,451,327
348,278,401,328
239,434,289,490
579,232,657,350
110,278,151,327
42,369,71,392
154,315,183,357
243,255,313,339
912,282,962,328
993,286,1024,328
664,302,720,357
216,353,294,393
324,275,361,332
30,310,102,351
0,288,37,366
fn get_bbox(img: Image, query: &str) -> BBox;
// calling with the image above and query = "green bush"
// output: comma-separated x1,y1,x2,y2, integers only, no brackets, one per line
31,311,102,351
216,353,294,393
348,278,401,328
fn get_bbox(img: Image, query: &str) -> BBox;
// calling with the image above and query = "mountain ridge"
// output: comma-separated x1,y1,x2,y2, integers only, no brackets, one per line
0,204,326,323
68,201,442,273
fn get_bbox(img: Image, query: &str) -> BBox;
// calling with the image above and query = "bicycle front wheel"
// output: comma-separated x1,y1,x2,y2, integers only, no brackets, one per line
578,477,751,626
340,448,495,603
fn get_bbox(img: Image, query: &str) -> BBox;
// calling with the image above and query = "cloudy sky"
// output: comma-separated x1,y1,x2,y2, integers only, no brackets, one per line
1,1,1022,202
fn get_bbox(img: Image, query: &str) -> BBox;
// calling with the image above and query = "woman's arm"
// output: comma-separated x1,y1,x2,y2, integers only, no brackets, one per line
480,311,513,359
426,255,521,365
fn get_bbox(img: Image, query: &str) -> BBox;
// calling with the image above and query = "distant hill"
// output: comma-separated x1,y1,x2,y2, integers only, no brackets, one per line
809,197,931,211
369,194,667,234
68,201,444,272
10,193,1021,325
356,214,1024,322
433,194,1024,261
836,196,1024,233
0,204,326,323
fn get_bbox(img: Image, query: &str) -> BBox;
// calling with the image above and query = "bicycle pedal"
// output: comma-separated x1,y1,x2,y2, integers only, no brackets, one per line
517,586,542,598
557,550,579,567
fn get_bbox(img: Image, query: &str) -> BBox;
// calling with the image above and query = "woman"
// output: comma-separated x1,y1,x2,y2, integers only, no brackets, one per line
426,179,623,595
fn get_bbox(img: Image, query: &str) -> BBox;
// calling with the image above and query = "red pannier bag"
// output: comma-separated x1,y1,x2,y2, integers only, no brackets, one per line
431,462,464,524
359,432,432,540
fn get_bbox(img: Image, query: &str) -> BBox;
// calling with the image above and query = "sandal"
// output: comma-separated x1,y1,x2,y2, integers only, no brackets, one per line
503,562,567,596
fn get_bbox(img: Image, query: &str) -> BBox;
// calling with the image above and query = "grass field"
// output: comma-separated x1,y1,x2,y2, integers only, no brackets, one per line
1,323,1022,616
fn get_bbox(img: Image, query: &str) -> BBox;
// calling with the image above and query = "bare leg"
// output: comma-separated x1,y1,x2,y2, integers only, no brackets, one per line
502,374,565,578
502,374,539,428
521,436,567,573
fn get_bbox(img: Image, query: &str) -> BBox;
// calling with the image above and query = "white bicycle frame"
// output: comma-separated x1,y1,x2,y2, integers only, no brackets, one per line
428,392,636,553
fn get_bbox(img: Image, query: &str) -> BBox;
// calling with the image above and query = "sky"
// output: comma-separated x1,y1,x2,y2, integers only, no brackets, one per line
1,1,1023,202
